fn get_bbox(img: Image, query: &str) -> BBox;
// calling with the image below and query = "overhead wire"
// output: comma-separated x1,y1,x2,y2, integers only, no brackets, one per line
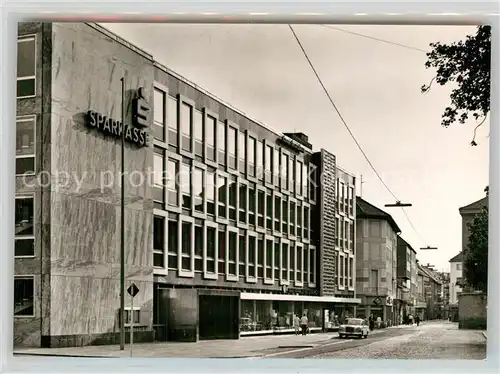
288,24,429,247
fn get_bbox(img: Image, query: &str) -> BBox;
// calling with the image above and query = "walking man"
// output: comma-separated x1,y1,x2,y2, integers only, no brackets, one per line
300,313,309,335
415,315,420,327
369,314,375,331
293,314,300,335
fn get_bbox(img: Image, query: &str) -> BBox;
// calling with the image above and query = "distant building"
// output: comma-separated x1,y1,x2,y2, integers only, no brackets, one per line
355,197,400,325
396,236,418,324
449,252,463,305
437,272,451,320
417,264,443,320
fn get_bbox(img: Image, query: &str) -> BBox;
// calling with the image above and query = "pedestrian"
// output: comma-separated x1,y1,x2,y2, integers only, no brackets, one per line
300,313,309,336
293,314,300,335
368,314,375,331
415,315,420,327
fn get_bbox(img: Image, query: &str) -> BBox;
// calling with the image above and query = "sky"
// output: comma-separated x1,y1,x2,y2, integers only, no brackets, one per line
101,23,490,272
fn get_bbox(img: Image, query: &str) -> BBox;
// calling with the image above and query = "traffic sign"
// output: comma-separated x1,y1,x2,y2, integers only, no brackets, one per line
127,283,139,298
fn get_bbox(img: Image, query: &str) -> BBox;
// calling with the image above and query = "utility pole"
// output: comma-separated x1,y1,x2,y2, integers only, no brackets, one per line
119,77,126,351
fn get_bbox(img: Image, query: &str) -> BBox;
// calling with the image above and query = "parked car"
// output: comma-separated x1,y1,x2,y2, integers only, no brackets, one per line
338,318,370,339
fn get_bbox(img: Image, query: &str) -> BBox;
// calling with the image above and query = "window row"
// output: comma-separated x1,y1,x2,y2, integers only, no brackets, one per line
337,180,355,216
335,216,355,252
153,154,311,239
337,253,355,289
14,196,35,258
153,88,314,200
17,36,36,98
15,116,36,175
153,214,317,286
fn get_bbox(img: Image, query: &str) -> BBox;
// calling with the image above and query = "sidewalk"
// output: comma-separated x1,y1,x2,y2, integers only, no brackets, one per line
14,329,389,358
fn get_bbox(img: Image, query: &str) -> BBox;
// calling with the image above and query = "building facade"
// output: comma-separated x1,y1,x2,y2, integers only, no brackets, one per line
355,198,400,325
14,22,360,348
417,265,442,320
396,236,418,323
449,252,463,309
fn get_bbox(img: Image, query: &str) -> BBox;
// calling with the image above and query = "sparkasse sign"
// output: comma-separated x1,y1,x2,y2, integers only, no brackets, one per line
86,87,150,147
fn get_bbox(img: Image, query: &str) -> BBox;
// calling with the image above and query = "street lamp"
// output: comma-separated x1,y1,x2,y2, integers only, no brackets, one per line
420,246,438,250
385,201,412,208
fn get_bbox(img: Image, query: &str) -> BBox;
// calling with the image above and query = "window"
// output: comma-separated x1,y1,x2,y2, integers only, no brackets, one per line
350,222,354,251
195,223,203,272
273,148,280,185
15,196,34,257
194,109,203,157
180,102,193,152
289,157,295,193
248,184,256,226
266,193,273,230
290,242,296,281
17,36,36,98
339,254,344,286
219,228,226,274
339,218,344,250
266,239,273,279
309,164,317,201
274,196,281,232
193,168,204,213
167,95,178,147
16,117,36,175
228,127,237,170
302,163,308,198
239,184,247,223
153,216,165,268
181,162,191,209
282,154,289,190
248,137,256,177
296,161,303,196
340,182,345,212
14,276,34,317
297,203,302,238
228,177,237,221
205,114,216,162
281,242,289,281
370,269,379,292
257,237,264,278
281,197,287,233
349,186,354,215
239,233,246,277
344,220,349,249
256,141,263,180
265,145,273,184
257,190,265,228
456,263,462,271
274,241,280,280
167,159,179,206
153,151,165,204
248,236,256,277
181,221,193,271
304,207,310,240
168,217,178,270
309,246,316,285
344,256,348,286
123,308,141,326
218,121,226,165
228,231,237,275
206,170,216,215
238,131,246,173
297,245,303,283
153,88,166,141
217,176,227,219
289,202,296,236
206,226,217,273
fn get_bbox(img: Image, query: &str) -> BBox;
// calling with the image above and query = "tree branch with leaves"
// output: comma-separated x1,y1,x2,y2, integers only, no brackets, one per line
422,25,491,146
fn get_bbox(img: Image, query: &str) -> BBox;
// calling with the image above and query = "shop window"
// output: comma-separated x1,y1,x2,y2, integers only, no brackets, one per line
16,117,36,175
14,276,34,317
153,88,166,142
153,216,165,268
17,36,36,98
15,196,35,257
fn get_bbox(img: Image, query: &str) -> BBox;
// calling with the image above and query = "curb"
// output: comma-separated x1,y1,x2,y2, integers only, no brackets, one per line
14,352,112,358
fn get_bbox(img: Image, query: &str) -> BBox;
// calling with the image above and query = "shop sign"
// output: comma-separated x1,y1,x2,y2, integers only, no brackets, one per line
86,87,150,147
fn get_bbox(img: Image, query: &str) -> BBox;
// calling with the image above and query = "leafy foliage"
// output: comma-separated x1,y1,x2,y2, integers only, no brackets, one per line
422,25,491,132
464,206,488,293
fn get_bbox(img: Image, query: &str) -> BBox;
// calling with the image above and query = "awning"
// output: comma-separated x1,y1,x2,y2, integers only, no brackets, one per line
240,292,361,304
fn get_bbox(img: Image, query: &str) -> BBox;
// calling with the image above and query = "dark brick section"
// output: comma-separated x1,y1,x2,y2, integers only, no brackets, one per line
41,330,154,348
318,149,337,296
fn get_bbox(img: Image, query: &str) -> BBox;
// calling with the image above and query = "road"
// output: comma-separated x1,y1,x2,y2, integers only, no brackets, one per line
261,321,486,360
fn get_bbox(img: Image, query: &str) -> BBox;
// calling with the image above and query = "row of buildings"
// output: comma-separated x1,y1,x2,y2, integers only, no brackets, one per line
14,22,444,348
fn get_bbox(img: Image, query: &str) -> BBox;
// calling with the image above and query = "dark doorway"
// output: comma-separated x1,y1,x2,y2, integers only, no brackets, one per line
199,295,239,340
153,286,168,341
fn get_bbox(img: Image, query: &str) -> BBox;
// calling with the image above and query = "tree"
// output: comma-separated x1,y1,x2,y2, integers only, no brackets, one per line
421,25,491,145
464,206,488,293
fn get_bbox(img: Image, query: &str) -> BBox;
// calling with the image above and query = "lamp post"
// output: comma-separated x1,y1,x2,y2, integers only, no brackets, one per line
119,77,126,351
